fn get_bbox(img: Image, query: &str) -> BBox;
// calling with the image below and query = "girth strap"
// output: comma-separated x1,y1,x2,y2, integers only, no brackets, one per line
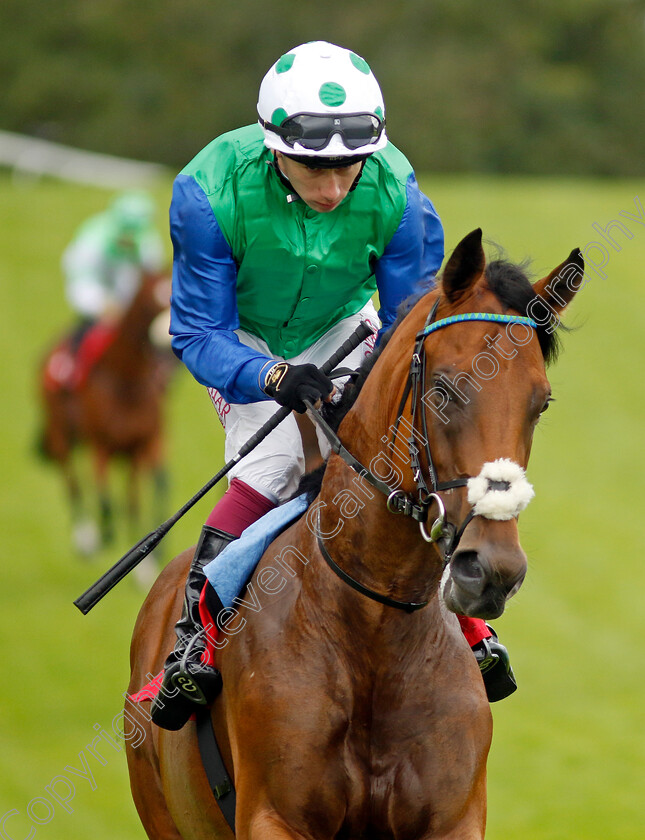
196,709,236,832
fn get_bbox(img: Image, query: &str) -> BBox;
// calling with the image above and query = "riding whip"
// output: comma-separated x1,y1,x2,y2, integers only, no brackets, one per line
74,319,375,614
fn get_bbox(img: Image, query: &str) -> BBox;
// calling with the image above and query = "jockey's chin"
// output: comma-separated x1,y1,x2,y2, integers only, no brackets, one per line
308,198,343,213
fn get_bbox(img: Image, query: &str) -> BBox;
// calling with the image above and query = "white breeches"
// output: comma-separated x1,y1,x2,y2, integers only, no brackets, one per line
207,301,379,503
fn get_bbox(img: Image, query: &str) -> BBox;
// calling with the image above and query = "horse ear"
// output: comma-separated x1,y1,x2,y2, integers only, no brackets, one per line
441,229,486,302
532,248,584,313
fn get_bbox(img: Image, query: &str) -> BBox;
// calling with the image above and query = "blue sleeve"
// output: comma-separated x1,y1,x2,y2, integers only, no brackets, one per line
374,172,444,338
169,175,273,404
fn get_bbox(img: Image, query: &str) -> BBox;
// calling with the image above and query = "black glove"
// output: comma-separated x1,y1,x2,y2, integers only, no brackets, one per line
263,362,334,414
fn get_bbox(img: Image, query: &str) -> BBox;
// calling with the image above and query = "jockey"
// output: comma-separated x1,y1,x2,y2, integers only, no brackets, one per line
63,191,165,345
152,41,515,730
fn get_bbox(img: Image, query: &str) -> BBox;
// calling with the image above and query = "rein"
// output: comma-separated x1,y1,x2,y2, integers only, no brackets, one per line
305,300,538,613
315,507,429,613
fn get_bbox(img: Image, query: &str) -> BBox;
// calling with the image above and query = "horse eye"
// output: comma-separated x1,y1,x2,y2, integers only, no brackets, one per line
432,380,454,404
539,396,555,416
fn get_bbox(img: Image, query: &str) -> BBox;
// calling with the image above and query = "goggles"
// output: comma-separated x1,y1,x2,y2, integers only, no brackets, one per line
260,112,385,151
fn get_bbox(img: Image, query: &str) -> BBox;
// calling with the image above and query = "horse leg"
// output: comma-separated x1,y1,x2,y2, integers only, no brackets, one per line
429,773,487,840
152,465,170,536
92,447,114,546
141,435,168,535
128,453,164,587
39,388,98,555
66,456,100,557
60,449,101,557
126,456,142,539
142,464,169,577
140,437,169,574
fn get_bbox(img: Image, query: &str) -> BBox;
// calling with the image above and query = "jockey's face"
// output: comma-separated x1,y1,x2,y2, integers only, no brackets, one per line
276,152,361,213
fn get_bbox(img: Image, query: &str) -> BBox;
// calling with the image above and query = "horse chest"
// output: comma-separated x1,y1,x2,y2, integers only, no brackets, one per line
227,584,489,834
339,701,487,837
242,672,488,839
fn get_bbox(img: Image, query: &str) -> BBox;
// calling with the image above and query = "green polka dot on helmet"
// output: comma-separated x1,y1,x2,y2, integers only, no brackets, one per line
271,108,288,127
319,82,346,108
350,53,371,74
275,53,295,74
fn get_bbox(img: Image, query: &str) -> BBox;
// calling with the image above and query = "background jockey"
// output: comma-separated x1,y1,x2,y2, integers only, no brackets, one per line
63,190,165,349
152,41,515,731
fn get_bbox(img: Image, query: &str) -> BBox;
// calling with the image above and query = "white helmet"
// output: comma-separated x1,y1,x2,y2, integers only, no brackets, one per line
257,41,387,160
110,191,155,232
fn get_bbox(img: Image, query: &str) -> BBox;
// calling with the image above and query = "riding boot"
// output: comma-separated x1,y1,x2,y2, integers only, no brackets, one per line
150,526,235,731
472,625,518,702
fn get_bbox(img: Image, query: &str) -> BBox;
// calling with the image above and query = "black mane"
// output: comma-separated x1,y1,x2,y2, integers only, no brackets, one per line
293,257,563,500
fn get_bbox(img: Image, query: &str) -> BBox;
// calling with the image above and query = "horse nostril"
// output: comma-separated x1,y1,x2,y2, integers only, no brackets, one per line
450,550,487,597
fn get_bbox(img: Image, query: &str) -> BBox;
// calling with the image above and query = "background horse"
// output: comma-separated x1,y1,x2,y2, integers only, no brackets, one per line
125,231,583,839
38,271,175,564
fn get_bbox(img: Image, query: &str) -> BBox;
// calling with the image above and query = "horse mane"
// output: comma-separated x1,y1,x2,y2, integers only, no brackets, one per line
293,255,564,502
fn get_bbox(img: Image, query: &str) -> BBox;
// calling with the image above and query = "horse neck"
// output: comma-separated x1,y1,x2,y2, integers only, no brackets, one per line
104,288,156,371
317,303,445,609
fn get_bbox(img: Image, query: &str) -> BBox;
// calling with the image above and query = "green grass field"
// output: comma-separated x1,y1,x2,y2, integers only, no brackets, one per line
1,171,643,839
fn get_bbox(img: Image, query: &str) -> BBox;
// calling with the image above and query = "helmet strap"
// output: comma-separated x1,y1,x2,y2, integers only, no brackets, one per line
268,155,301,202
349,160,366,192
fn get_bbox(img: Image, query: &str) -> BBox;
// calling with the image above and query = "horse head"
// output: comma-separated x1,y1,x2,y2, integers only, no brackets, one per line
431,230,583,618
336,229,583,621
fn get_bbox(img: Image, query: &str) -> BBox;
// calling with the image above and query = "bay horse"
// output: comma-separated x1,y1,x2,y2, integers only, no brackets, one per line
39,271,174,560
125,230,583,839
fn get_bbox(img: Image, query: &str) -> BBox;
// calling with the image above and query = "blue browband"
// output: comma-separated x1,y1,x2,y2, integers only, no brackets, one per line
422,313,538,337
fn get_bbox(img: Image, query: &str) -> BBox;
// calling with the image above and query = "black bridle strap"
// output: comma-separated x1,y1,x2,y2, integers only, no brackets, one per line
304,399,431,522
392,298,440,443
392,296,440,498
303,394,467,522
392,297,441,496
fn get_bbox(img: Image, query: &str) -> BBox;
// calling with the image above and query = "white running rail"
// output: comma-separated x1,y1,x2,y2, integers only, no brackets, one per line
0,130,167,187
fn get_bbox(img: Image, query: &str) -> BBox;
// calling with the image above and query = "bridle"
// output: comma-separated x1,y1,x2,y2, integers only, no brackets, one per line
305,297,538,612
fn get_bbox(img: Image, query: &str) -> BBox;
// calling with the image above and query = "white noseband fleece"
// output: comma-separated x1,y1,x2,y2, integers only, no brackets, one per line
466,459,534,521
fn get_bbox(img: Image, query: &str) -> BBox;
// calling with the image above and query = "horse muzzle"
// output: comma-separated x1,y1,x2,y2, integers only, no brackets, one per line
436,459,532,618
441,536,527,620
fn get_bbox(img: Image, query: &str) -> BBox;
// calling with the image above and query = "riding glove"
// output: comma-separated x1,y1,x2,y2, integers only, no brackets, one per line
263,362,334,413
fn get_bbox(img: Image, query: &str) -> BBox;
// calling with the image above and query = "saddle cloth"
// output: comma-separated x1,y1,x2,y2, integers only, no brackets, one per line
202,492,309,608
43,324,117,392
